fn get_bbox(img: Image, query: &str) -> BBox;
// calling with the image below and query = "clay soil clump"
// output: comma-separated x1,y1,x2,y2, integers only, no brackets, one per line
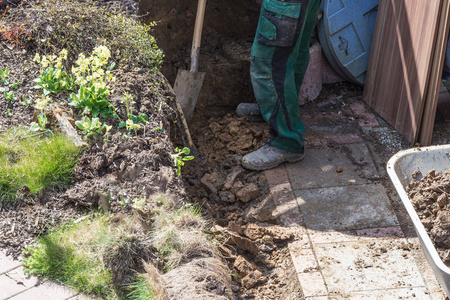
407,170,450,265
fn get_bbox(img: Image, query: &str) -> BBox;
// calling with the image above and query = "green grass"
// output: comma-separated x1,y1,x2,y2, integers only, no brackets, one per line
126,274,155,300
0,128,80,202
23,215,114,297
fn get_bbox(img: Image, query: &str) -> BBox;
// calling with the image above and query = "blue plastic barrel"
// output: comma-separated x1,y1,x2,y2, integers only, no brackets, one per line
318,0,379,85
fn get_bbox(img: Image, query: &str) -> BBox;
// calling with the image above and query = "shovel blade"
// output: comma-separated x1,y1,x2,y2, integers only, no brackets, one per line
173,69,205,121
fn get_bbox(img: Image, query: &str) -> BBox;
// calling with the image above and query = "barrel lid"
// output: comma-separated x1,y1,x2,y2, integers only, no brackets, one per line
318,0,379,85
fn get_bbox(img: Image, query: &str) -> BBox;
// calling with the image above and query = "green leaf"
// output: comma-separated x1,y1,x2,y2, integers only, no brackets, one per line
118,121,126,128
108,62,116,71
182,156,194,161
75,120,85,130
29,122,40,132
181,147,190,155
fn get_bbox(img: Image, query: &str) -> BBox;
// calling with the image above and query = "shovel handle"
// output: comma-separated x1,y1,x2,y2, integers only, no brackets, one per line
190,0,207,72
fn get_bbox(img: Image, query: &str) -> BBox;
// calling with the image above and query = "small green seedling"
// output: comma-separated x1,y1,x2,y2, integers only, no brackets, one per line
29,113,49,132
4,91,16,102
6,109,12,117
75,116,106,139
170,147,194,176
10,81,20,90
118,195,131,207
0,67,10,85
21,95,32,107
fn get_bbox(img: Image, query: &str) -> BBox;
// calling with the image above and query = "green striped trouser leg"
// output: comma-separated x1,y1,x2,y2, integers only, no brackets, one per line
250,0,320,153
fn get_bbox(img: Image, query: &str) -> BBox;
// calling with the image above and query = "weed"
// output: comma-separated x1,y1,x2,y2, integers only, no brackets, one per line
118,92,148,135
0,128,80,202
0,67,9,85
10,80,20,89
23,215,113,296
29,113,49,133
6,109,12,117
126,274,155,300
4,90,16,101
21,95,32,107
75,116,106,139
170,147,194,176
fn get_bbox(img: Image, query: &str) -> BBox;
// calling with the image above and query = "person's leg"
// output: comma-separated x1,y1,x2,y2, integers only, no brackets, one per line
242,0,319,170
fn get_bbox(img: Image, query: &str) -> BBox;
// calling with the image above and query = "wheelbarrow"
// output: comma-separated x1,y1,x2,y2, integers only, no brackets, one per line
387,145,450,298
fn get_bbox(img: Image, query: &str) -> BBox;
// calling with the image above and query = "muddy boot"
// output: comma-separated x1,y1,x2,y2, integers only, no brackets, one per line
242,144,305,171
236,103,263,121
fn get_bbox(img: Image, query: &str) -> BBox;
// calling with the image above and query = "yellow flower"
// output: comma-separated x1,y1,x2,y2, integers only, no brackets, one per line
33,53,40,63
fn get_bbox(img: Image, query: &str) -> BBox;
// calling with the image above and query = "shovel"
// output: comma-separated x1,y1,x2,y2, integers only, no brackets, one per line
173,0,207,122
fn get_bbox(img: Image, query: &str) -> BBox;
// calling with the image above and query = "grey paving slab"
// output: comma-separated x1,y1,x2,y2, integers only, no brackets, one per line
0,252,21,275
0,275,27,299
315,239,425,294
286,143,379,189
6,266,39,288
329,287,431,299
295,184,399,231
11,282,76,300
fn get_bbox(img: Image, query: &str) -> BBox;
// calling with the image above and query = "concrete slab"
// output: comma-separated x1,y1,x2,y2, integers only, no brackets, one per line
0,275,28,299
6,266,39,288
295,184,399,231
298,271,328,298
0,252,21,275
316,240,425,293
308,227,405,245
329,287,431,299
12,282,76,300
286,143,378,189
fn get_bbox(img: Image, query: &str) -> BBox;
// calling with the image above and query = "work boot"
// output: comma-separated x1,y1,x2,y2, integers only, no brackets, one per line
242,144,305,171
236,103,263,121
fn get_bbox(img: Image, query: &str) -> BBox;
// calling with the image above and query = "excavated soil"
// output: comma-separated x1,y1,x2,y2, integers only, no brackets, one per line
407,169,450,266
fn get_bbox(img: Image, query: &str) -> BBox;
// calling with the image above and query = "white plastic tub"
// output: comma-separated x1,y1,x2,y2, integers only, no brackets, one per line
387,145,450,297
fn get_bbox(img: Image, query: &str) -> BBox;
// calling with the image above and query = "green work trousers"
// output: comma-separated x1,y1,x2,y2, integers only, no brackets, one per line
250,0,320,153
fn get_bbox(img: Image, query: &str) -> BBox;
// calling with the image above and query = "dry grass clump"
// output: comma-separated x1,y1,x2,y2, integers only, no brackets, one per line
163,257,233,300
152,204,218,269
102,214,155,289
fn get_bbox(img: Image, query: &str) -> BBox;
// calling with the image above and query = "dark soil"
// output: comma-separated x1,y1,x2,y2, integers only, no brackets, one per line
139,0,260,114
407,170,450,266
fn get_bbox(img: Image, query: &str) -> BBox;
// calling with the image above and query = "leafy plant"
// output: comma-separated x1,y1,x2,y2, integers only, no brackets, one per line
75,116,106,139
0,67,9,85
33,50,74,95
68,46,116,118
3,90,16,102
118,92,148,135
170,147,194,176
29,113,49,132
21,95,32,107
10,81,20,89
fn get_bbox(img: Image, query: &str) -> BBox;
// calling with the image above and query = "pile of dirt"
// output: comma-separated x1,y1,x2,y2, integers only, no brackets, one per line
407,169,450,265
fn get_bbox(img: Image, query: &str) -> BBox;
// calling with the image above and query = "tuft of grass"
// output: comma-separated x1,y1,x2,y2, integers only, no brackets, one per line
126,274,155,300
0,128,80,202
23,215,113,297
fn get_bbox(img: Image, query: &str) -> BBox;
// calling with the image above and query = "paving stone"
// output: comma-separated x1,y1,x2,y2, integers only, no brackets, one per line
295,184,399,231
308,227,405,245
316,239,425,293
325,133,364,144
264,165,289,187
286,144,378,189
289,244,318,273
0,274,28,299
12,282,76,300
329,287,431,299
407,238,447,300
269,182,304,227
6,266,39,288
0,252,21,275
298,271,328,298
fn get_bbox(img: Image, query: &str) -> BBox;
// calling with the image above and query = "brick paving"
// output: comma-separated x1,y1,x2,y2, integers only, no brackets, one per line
266,99,447,299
